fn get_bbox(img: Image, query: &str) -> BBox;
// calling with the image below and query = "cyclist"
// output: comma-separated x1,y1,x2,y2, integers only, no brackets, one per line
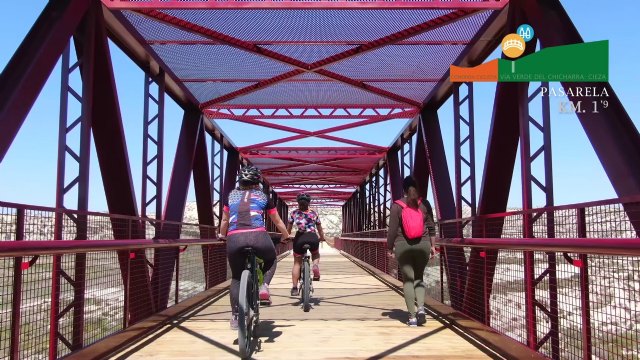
386,176,436,327
287,192,325,296
218,165,289,329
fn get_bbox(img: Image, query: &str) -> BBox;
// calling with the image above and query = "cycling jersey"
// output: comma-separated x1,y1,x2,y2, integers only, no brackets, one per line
289,209,321,233
224,188,276,234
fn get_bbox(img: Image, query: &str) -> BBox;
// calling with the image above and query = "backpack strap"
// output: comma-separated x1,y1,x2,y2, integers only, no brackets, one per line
394,199,407,209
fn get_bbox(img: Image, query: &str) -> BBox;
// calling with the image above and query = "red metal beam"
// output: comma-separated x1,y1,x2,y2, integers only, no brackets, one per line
206,106,414,118
87,4,156,325
314,69,420,106
266,171,364,179
227,114,409,150
244,147,387,153
243,154,383,159
241,134,308,149
208,108,416,121
260,158,371,172
419,109,466,312
308,10,475,70
265,171,365,176
207,103,413,110
275,184,356,190
277,189,354,195
152,110,202,311
271,179,362,186
186,78,438,83
104,0,508,10
149,40,471,46
201,70,305,105
0,0,91,162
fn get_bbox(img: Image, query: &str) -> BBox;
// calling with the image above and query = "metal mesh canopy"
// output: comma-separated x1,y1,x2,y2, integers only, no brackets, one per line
104,0,507,204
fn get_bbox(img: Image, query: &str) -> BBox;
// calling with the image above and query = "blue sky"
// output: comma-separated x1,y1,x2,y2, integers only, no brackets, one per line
0,1,638,213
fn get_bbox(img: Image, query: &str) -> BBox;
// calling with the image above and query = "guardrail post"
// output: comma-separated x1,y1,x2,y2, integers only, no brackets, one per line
10,208,25,360
175,247,180,305
577,208,592,359
124,251,131,329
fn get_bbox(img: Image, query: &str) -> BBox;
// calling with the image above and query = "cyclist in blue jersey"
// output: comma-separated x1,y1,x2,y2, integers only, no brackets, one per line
218,165,289,329
287,192,325,296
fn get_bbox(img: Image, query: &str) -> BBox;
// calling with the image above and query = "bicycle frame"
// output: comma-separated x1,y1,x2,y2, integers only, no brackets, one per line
238,248,260,358
300,247,313,312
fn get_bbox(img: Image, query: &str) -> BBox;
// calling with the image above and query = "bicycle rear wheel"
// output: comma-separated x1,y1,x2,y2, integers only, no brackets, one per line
238,270,253,358
302,260,311,312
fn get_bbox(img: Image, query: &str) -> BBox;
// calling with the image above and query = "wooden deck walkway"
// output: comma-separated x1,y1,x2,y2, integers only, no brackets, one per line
112,246,495,359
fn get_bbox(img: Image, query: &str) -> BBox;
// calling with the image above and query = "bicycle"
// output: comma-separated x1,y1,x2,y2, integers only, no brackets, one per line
298,244,313,312
238,247,260,358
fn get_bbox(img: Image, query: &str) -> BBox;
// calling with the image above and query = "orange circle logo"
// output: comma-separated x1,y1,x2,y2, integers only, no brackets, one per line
502,34,526,58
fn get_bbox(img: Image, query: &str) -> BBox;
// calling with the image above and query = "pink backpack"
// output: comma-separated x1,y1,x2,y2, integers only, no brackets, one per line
394,199,424,239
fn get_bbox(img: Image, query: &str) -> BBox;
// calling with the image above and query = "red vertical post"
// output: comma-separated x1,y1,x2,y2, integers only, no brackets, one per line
577,208,592,359
464,0,534,323
386,147,403,201
192,122,217,288
141,69,165,230
517,79,538,349
10,209,25,360
211,135,225,227
175,249,180,305
153,110,202,310
412,120,430,200
420,109,466,311
123,249,131,329
51,3,101,351
382,166,389,228
222,148,240,208
453,82,477,219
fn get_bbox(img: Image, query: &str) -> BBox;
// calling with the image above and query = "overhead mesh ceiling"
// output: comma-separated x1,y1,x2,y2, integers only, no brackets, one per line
111,3,500,202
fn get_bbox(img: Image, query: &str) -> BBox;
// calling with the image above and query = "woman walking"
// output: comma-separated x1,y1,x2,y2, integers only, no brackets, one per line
387,176,436,326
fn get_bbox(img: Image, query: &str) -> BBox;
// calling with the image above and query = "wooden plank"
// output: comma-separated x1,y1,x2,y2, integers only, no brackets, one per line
110,247,494,359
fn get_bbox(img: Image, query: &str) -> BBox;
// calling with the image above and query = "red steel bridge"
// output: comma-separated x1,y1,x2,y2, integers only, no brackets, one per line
1,0,639,359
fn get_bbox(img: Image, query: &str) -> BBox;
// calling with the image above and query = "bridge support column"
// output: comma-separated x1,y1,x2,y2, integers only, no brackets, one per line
141,70,165,228
152,110,202,310
523,0,640,235
418,109,465,310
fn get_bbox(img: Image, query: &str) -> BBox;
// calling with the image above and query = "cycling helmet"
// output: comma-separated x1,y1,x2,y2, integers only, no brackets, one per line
296,192,311,203
239,165,262,184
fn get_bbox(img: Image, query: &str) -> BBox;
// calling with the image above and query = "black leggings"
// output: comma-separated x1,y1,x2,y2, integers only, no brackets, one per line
227,231,276,314
293,231,320,257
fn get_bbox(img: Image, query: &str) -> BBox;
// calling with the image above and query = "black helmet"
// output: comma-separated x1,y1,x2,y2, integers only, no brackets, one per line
296,192,311,203
239,165,261,184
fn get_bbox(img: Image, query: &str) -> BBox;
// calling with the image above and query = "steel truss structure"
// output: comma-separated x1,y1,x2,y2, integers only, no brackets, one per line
1,0,640,359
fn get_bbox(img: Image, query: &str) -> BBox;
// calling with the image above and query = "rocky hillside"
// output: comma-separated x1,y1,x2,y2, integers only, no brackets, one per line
181,202,343,238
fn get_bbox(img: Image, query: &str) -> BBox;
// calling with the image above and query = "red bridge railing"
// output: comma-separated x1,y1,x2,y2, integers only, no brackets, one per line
0,201,291,359
337,196,640,360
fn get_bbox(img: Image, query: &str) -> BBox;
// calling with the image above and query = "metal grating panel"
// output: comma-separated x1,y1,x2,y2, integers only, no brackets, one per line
184,82,257,103
292,72,335,81
365,82,437,102
162,9,453,42
261,45,357,63
150,44,297,79
405,10,493,42
122,10,211,41
221,81,404,105
324,44,466,79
